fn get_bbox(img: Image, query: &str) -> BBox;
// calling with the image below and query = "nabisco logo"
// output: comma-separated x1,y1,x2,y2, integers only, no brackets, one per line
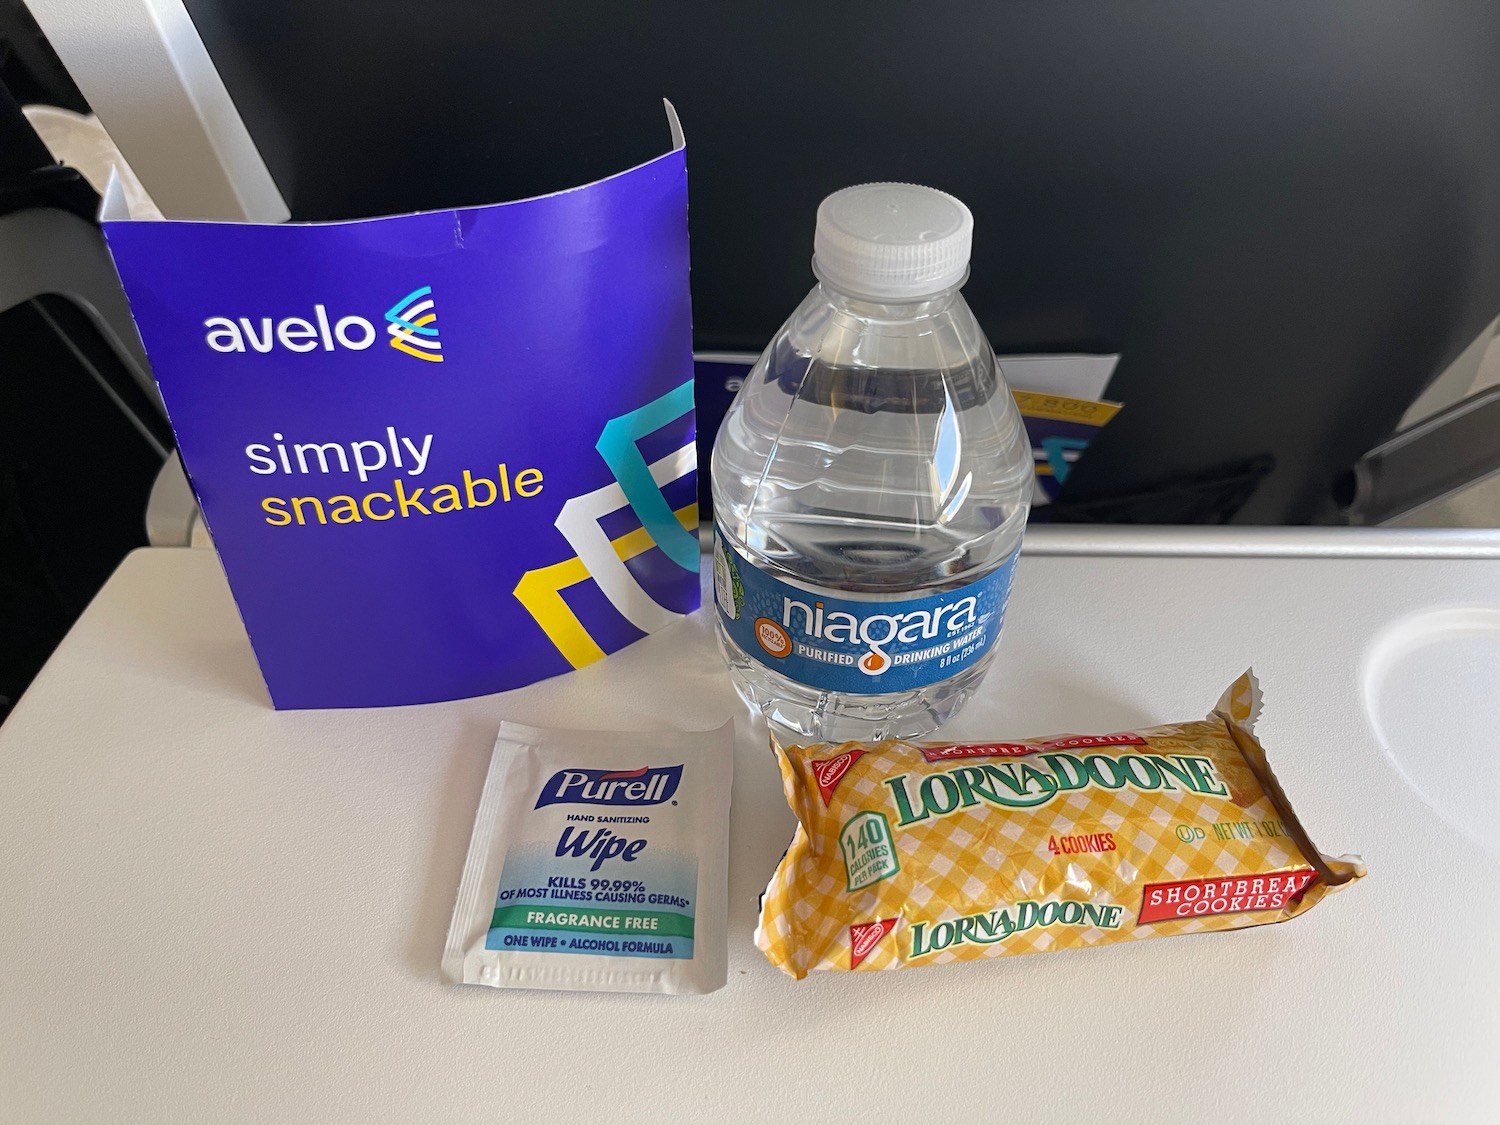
811,749,865,806
850,918,898,969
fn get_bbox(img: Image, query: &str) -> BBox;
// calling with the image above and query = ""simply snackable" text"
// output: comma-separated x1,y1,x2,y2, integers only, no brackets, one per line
247,426,543,527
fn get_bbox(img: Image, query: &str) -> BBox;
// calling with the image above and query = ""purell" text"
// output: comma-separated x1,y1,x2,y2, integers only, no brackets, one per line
534,765,683,809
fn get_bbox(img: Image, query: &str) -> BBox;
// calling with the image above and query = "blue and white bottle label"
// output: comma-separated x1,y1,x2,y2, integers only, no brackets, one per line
713,527,1018,695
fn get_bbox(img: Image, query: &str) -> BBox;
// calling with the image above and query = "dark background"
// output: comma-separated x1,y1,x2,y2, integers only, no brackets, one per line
2,3,161,720
179,0,1500,523
6,2,1500,719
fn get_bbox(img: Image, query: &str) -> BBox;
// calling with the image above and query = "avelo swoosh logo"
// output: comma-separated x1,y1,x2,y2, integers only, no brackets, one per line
384,285,442,362
201,283,445,364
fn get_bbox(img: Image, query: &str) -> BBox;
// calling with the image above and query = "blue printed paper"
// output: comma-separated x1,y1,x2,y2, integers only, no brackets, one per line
102,105,698,708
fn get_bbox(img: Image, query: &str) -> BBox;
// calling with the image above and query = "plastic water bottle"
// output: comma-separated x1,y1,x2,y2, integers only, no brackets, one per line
711,183,1032,741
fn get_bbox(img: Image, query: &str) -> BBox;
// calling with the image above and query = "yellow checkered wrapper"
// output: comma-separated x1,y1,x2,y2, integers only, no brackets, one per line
756,671,1364,978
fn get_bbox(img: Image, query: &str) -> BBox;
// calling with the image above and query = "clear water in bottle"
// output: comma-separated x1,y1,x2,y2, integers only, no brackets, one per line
711,183,1032,741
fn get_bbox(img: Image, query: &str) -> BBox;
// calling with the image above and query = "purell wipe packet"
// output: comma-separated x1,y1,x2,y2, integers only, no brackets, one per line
443,721,733,994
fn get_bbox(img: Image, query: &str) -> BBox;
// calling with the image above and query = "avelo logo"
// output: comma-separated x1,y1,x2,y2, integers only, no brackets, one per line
534,765,683,809
384,286,442,362
202,285,443,362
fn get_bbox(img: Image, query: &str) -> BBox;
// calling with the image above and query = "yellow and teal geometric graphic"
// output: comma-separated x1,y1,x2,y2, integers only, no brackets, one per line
385,285,443,362
514,379,698,668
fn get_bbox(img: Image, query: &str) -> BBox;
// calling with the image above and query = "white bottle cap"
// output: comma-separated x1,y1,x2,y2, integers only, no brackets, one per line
812,182,974,301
